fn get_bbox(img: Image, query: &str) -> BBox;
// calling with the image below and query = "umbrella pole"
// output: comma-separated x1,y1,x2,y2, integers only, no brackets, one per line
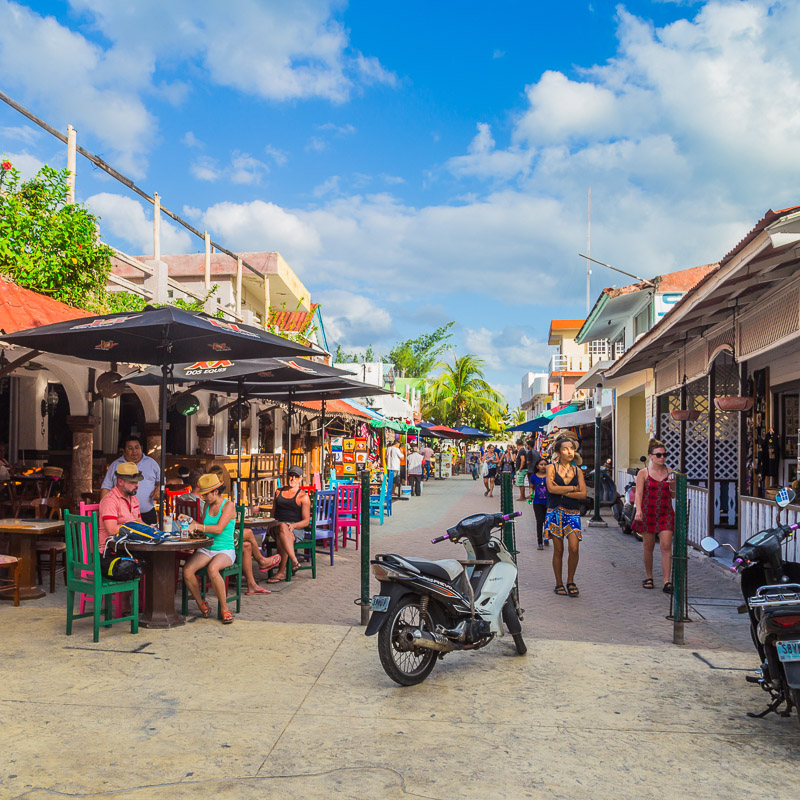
287,389,294,480
236,378,243,506
321,398,326,485
159,355,168,530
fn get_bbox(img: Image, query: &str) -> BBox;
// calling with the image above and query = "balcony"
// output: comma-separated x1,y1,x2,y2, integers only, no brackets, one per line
549,349,616,376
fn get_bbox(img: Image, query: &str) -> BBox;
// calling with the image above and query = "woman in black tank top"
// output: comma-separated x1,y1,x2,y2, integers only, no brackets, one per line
268,468,311,582
544,437,587,598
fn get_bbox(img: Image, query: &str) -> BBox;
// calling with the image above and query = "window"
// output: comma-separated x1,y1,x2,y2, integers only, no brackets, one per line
634,306,651,338
587,339,610,357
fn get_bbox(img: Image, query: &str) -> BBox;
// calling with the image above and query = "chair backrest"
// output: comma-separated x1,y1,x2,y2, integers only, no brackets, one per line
328,469,337,490
64,510,101,583
175,496,203,521
335,484,360,516
315,489,335,526
234,504,246,560
313,472,322,491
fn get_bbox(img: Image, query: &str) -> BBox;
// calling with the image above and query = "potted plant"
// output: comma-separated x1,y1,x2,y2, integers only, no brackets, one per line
714,396,754,412
670,408,701,421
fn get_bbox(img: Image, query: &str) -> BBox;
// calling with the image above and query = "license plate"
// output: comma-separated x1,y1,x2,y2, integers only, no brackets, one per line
776,640,800,662
370,595,390,612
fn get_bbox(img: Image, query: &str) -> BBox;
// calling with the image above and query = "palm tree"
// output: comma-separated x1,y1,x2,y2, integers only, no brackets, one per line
423,352,506,431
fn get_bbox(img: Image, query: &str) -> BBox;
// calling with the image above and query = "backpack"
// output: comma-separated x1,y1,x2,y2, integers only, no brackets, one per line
99,553,143,581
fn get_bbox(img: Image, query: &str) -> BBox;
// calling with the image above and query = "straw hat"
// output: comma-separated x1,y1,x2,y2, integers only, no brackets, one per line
115,461,144,482
196,473,223,495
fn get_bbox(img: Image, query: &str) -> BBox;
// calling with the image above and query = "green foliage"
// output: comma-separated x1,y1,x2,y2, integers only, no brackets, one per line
423,351,506,431
0,161,113,310
333,343,377,363
106,285,225,317
388,322,454,378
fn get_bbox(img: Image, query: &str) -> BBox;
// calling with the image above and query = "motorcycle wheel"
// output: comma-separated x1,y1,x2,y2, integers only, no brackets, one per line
792,689,800,729
377,595,438,686
502,601,527,655
611,499,623,522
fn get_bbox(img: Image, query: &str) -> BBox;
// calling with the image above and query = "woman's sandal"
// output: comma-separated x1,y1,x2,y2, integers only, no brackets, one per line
663,581,674,594
554,584,568,596
259,554,282,573
566,582,580,597
221,609,234,624
642,578,654,589
198,600,211,618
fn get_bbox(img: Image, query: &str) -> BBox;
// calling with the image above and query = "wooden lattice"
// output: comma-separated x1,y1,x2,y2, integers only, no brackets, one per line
739,286,800,357
684,340,706,383
655,358,680,395
706,324,735,360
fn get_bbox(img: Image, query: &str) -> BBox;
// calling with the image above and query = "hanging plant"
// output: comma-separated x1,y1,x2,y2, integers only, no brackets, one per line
714,396,753,412
671,408,701,421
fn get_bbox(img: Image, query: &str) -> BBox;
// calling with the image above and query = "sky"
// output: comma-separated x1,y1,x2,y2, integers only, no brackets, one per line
2,0,800,408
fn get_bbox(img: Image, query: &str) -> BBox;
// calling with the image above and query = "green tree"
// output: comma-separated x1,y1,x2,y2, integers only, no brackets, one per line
423,351,506,431
332,343,377,363
0,161,113,310
388,321,454,378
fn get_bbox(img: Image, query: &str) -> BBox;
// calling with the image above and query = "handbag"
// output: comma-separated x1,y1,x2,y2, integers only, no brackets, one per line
481,462,489,478
99,553,143,581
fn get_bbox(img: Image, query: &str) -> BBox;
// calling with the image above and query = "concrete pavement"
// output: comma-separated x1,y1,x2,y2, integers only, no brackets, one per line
2,475,799,799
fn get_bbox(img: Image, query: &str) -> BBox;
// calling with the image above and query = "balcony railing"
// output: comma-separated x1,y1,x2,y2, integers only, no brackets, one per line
549,353,608,374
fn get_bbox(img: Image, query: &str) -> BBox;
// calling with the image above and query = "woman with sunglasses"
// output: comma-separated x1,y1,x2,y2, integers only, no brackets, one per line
633,439,675,593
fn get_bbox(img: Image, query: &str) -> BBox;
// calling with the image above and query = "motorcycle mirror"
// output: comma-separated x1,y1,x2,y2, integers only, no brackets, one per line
775,487,796,508
700,536,720,553
580,465,587,470
640,456,647,463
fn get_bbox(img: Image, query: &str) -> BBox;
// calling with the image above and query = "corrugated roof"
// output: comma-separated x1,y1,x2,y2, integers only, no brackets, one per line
268,303,319,334
296,398,372,419
0,277,87,334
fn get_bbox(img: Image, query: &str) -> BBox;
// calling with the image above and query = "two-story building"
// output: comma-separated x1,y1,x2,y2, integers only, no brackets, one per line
520,372,549,420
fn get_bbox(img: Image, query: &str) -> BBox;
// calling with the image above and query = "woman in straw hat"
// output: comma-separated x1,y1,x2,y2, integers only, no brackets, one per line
182,473,239,623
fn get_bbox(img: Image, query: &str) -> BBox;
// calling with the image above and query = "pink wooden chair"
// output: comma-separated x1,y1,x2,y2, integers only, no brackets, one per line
78,501,126,617
313,472,322,491
334,484,361,550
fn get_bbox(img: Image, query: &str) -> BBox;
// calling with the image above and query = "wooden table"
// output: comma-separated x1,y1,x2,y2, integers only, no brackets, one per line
243,515,276,528
0,518,65,600
126,537,211,629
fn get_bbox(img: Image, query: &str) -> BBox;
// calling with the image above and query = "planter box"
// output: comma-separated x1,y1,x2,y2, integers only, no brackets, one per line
714,396,754,412
670,409,701,421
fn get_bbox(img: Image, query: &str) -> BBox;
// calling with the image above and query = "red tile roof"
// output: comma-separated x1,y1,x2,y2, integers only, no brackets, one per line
0,277,88,334
268,303,319,334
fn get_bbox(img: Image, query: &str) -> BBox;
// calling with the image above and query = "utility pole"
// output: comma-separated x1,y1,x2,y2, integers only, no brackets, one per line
588,382,608,528
585,188,591,314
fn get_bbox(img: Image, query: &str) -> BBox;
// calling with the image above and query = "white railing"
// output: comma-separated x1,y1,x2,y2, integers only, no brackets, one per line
550,353,609,374
616,468,630,496
687,485,708,547
739,495,800,563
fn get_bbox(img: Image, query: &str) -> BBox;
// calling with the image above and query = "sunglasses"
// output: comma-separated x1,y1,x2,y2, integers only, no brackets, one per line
652,452,668,457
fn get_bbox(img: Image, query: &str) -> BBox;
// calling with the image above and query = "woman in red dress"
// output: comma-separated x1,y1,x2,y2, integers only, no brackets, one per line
633,439,675,593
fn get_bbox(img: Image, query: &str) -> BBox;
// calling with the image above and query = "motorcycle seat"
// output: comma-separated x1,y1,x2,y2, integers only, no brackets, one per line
383,554,464,582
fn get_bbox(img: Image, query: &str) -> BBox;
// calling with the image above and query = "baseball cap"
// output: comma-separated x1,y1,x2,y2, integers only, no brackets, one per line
287,465,303,478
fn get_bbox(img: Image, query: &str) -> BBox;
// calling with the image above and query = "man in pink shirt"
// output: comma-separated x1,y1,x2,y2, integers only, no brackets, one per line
421,444,435,481
98,461,144,548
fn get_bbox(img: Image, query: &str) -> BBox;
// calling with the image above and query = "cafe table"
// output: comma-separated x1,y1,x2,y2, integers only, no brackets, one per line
0,518,65,600
125,536,211,629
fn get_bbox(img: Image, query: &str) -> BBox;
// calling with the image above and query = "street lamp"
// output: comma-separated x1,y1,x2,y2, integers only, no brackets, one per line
589,381,607,527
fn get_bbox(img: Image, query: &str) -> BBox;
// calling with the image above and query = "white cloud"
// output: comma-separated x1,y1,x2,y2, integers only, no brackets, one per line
190,151,269,184
86,192,193,254
316,289,393,348
0,125,41,146
182,131,203,149
190,156,221,182
264,144,288,166
313,175,341,197
306,136,327,153
0,150,45,181
317,122,357,135
463,327,553,373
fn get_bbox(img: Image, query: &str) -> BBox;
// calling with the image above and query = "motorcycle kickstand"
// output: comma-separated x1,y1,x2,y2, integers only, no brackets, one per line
747,694,787,719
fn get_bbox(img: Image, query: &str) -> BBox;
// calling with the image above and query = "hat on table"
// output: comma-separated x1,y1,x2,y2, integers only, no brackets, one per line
287,465,303,478
196,473,224,495
115,461,144,482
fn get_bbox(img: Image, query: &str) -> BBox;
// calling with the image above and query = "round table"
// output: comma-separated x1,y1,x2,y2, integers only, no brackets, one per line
126,537,211,629
0,518,65,600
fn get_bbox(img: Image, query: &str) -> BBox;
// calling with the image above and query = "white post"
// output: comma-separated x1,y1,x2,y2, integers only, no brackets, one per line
66,124,77,204
153,192,161,262
263,275,270,329
236,256,243,317
204,232,211,291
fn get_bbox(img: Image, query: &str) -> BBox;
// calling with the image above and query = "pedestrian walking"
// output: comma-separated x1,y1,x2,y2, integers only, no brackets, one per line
545,438,587,597
514,438,528,501
386,438,402,499
633,439,675,593
499,445,514,493
529,455,549,549
406,445,424,496
421,443,435,480
482,445,498,497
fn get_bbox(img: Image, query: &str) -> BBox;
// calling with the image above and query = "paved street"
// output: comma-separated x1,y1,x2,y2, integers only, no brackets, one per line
2,475,799,799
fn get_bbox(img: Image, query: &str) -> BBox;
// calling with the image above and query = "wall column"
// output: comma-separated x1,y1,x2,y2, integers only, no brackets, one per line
707,362,716,535
143,422,164,462
67,415,100,504
196,424,215,456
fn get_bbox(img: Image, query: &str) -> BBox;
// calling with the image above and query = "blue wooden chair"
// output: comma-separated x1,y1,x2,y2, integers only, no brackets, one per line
287,489,334,579
369,473,387,525
64,511,140,643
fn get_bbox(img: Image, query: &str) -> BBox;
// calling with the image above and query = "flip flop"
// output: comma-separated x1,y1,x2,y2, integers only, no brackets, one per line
266,575,285,583
246,587,271,595
259,554,281,573
221,609,234,624
642,578,654,589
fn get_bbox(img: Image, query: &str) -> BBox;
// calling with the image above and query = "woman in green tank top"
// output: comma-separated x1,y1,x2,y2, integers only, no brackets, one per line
182,473,238,624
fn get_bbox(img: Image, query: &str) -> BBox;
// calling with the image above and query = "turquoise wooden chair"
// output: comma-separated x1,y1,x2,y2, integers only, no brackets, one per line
64,510,140,643
181,504,245,620
369,473,387,525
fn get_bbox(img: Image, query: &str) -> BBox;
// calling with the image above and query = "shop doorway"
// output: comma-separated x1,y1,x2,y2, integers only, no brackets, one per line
117,391,146,453
46,383,70,453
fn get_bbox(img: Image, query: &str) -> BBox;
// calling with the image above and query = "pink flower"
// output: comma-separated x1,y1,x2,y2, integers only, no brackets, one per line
1,161,11,171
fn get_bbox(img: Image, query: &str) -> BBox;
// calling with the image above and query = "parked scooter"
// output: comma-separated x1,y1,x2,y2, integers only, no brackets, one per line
581,459,624,522
366,511,526,685
619,457,647,540
701,488,800,725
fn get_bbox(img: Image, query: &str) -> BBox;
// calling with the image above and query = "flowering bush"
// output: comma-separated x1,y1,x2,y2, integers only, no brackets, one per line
0,160,113,309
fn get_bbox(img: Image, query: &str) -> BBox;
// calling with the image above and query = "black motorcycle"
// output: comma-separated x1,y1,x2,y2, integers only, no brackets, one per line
702,488,800,725
580,460,623,522
366,511,526,685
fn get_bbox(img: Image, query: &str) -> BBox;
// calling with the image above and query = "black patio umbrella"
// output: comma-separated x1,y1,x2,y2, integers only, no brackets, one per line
2,306,313,525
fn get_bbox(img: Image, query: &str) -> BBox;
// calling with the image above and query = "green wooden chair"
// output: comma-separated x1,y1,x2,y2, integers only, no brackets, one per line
181,504,244,620
64,510,140,643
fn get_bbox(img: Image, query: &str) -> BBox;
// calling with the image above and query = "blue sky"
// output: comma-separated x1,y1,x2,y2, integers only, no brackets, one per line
2,0,800,407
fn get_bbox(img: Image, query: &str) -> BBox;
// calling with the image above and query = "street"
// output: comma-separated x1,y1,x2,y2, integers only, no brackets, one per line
2,475,799,799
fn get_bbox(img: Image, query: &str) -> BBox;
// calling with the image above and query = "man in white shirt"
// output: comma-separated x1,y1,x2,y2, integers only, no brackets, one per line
406,445,424,497
385,439,402,499
101,435,161,525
